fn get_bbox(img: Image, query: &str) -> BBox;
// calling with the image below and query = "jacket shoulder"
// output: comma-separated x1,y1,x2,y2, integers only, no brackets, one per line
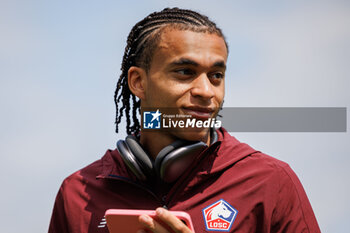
246,152,320,232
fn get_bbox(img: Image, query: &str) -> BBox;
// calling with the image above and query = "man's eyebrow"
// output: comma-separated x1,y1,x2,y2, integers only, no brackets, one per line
213,61,226,69
170,58,226,69
170,58,198,66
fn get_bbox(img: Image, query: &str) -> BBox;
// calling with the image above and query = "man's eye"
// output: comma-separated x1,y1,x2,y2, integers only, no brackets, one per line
175,69,195,76
210,72,224,79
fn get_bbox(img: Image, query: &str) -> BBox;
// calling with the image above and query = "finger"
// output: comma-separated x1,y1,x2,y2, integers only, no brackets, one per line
138,214,169,233
155,208,192,233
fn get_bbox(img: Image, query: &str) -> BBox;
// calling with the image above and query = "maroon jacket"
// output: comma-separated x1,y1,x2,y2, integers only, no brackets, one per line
49,128,320,233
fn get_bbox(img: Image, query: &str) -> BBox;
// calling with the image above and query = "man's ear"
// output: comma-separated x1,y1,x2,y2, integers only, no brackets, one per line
128,66,147,100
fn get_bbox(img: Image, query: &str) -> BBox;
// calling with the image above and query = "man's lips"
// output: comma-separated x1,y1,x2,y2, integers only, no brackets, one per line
182,106,215,119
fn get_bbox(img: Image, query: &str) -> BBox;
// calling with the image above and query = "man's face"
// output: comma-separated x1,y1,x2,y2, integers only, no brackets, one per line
142,28,227,141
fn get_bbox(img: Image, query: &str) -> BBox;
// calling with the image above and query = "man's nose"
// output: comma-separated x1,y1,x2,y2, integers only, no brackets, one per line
190,73,215,100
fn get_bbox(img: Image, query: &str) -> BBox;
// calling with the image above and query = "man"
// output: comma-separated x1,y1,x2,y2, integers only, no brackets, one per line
49,8,321,233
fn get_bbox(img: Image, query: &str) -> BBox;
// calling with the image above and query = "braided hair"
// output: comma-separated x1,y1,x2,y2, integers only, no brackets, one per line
114,7,228,135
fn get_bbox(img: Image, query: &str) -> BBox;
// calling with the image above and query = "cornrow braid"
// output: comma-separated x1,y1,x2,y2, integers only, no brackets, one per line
114,7,227,135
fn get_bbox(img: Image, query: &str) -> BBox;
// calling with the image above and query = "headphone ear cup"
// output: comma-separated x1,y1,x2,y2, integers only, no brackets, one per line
210,129,218,144
158,141,208,183
116,140,147,181
125,135,154,179
154,140,189,178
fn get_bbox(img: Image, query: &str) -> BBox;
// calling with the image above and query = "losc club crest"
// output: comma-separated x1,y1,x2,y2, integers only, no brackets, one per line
202,199,238,231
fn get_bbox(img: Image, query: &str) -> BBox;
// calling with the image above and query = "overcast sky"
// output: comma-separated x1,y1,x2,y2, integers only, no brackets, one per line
0,0,349,232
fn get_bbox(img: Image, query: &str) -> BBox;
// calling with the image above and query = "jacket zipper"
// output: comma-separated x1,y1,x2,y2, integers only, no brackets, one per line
163,141,221,207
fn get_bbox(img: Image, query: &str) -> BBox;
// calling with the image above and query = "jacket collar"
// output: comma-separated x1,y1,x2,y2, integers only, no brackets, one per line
209,127,258,174
97,127,259,183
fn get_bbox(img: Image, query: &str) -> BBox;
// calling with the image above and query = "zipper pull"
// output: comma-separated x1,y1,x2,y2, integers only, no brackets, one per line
162,195,168,209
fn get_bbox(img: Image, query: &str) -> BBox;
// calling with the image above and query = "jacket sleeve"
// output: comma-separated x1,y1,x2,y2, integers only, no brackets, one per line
271,162,321,233
48,186,70,233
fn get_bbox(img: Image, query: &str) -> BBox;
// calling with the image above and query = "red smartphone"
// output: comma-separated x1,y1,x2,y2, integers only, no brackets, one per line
105,209,195,233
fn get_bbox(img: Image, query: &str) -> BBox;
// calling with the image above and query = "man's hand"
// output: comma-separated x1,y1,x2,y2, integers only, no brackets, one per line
137,208,194,233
